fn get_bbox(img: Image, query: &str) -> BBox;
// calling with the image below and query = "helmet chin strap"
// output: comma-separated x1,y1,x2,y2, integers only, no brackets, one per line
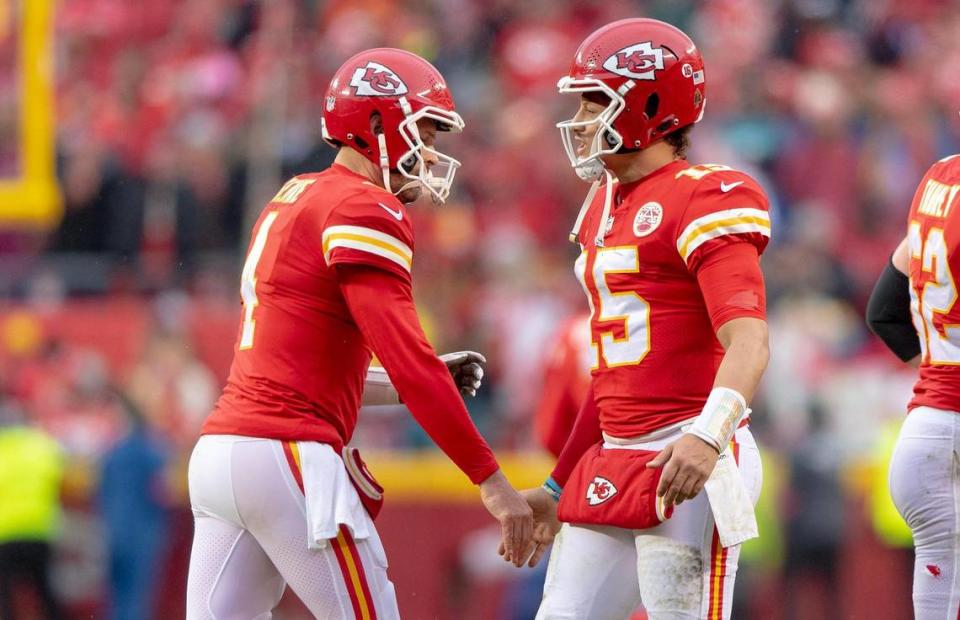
594,170,615,247
378,133,392,194
568,169,615,246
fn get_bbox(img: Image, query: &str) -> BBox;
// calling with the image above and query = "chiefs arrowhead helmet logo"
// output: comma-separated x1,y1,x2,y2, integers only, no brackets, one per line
349,61,409,96
603,42,665,81
586,476,618,506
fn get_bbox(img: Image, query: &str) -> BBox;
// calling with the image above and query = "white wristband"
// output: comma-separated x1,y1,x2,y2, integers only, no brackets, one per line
686,387,749,453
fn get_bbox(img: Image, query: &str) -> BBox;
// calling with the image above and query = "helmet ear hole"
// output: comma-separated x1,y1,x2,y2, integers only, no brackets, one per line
644,93,660,120
604,131,619,147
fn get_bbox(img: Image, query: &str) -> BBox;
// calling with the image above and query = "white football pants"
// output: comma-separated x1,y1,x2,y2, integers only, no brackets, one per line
537,426,762,620
186,435,399,619
889,406,960,620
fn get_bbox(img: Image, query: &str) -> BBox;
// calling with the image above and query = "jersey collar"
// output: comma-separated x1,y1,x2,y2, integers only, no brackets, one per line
615,159,689,204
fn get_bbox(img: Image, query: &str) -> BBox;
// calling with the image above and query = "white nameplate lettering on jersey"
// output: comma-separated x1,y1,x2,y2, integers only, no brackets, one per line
916,179,960,218
377,203,403,220
633,202,663,237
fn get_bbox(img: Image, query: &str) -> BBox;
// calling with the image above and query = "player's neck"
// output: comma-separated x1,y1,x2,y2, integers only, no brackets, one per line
334,147,385,188
606,142,679,185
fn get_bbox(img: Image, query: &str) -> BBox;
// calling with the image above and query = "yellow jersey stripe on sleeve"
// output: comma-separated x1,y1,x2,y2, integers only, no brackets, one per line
676,208,770,263
322,225,412,259
322,225,412,272
678,218,770,263
323,237,412,272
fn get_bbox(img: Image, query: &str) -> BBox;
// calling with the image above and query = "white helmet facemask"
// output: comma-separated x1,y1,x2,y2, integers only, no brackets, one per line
378,98,465,204
556,76,629,182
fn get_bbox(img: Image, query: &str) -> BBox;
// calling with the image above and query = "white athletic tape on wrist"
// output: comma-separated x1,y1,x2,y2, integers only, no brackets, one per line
686,387,748,452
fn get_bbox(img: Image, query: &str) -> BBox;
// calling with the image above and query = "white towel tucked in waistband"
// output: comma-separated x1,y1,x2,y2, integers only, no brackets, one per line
297,442,372,550
704,445,758,548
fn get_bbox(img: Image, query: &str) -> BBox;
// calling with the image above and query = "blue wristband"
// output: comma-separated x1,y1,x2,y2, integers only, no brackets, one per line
542,477,562,502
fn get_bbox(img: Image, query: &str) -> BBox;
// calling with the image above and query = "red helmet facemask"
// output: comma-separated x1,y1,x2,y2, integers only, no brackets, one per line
557,19,707,182
322,49,464,204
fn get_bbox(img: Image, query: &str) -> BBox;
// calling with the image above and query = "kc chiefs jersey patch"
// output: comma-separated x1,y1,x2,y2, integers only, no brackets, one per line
633,201,663,237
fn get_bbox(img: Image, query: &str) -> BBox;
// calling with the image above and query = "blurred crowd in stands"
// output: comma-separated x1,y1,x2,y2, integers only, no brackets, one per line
2,0,959,616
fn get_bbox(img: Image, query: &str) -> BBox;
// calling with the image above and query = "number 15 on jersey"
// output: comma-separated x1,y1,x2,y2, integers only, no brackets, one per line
575,248,651,369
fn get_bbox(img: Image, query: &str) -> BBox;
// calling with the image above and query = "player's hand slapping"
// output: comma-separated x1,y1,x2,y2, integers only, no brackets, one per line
497,487,561,567
479,471,534,567
439,351,486,397
647,433,719,507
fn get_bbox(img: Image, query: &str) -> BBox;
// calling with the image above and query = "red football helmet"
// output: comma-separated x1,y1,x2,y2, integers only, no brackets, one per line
557,19,706,180
322,48,464,203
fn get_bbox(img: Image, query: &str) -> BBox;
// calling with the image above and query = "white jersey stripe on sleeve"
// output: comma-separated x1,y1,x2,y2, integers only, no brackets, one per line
679,221,771,263
322,225,412,260
323,238,411,272
322,225,412,272
676,208,770,262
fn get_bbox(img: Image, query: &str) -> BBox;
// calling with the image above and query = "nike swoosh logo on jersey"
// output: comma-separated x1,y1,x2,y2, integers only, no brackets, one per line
720,181,744,192
378,203,403,220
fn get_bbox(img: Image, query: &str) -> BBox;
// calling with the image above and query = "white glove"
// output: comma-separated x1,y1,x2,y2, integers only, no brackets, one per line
439,351,486,398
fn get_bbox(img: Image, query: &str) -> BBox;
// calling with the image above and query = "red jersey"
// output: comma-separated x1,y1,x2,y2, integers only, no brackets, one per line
204,164,418,447
907,154,960,412
204,164,499,484
573,160,771,437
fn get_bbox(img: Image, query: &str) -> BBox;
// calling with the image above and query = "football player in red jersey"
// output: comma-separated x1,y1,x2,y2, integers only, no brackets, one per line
867,153,960,619
185,48,533,619
511,20,771,619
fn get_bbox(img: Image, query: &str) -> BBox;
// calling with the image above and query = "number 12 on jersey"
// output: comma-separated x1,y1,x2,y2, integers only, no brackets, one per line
908,221,960,364
575,247,651,368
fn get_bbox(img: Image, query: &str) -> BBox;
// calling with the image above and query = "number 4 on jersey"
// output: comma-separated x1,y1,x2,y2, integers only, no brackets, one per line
238,178,314,351
239,211,279,350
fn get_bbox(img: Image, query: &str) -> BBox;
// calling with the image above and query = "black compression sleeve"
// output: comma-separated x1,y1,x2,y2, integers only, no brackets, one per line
866,257,921,362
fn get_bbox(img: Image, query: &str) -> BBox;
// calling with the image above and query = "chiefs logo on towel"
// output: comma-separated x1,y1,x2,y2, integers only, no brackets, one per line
586,476,618,505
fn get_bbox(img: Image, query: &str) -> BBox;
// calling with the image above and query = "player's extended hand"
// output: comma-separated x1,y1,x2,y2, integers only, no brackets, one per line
439,351,486,397
497,487,561,567
479,470,534,568
646,433,719,507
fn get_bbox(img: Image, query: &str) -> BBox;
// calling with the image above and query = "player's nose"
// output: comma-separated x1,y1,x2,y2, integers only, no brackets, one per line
571,106,593,127
421,148,439,167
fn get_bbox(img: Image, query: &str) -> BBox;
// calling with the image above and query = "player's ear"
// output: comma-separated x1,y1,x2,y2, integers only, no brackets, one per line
369,112,383,136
